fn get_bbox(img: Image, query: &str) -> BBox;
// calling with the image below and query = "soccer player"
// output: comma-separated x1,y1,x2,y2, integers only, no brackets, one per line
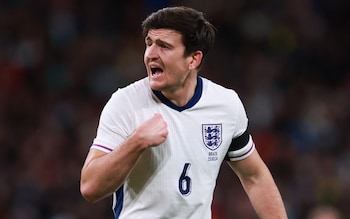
80,6,288,219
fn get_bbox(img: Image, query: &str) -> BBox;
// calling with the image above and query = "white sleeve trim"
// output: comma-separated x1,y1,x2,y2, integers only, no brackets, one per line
91,144,113,153
227,135,255,161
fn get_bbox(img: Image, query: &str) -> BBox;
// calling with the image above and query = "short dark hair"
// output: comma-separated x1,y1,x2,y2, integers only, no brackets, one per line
141,6,216,59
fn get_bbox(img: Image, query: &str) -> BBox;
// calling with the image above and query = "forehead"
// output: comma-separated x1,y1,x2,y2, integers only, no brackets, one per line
146,29,183,43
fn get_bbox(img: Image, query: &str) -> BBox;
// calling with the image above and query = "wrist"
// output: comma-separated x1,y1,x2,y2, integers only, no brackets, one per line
128,130,150,151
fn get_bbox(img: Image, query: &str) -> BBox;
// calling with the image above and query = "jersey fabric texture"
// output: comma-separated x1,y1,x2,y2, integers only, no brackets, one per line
91,76,255,219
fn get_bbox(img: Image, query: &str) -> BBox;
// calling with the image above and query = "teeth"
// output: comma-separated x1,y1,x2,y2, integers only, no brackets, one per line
150,66,162,75
150,67,157,74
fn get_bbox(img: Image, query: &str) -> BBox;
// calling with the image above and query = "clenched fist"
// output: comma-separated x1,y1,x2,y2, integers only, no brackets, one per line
133,113,168,148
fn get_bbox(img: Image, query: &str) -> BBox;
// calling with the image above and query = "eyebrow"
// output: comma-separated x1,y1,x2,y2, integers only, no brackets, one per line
145,36,173,48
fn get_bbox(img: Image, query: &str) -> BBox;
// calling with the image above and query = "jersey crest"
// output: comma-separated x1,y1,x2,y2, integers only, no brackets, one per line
202,124,222,150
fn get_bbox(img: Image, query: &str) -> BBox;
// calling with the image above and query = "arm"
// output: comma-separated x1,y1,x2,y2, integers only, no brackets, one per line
227,149,287,219
80,113,168,203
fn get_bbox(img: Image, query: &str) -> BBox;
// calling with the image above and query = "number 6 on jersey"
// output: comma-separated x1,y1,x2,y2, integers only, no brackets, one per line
178,163,191,195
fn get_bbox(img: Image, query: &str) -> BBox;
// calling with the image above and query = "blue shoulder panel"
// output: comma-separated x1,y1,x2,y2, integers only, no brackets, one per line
113,185,124,219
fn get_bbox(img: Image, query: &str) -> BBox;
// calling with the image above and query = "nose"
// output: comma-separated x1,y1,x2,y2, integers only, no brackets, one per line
144,44,159,60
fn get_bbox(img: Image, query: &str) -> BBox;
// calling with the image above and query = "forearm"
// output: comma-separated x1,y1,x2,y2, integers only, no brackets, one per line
80,134,146,203
242,168,287,219
81,113,168,203
228,150,287,218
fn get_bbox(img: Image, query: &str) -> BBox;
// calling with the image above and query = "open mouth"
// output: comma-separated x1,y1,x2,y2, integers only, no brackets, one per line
150,66,164,77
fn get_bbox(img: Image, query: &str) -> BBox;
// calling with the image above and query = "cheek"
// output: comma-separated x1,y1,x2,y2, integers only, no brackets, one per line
167,54,189,69
143,54,150,71
167,63,190,80
173,59,191,73
143,51,147,63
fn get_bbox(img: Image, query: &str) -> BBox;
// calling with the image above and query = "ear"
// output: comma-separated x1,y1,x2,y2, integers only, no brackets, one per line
188,51,203,70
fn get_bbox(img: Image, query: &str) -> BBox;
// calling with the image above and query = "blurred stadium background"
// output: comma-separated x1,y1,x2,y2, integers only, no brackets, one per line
0,0,349,218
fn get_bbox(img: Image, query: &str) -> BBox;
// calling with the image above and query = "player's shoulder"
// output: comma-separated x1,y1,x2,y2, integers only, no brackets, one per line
116,77,149,92
201,77,240,99
103,77,152,110
111,77,150,99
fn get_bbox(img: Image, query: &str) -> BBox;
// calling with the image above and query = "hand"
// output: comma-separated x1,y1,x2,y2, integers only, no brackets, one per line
134,113,168,148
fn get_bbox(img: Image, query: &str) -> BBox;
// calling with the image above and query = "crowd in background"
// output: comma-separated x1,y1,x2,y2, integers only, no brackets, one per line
0,0,349,218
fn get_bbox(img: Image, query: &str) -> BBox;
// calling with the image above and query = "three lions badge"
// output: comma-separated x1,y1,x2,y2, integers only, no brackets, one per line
202,124,222,150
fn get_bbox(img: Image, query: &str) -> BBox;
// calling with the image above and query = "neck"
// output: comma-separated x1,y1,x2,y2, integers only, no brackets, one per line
161,73,198,107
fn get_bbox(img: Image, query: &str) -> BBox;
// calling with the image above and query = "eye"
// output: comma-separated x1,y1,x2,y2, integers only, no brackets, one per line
160,44,168,49
145,38,153,47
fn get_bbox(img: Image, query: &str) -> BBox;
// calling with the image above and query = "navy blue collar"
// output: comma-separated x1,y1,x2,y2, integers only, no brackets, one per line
152,76,203,112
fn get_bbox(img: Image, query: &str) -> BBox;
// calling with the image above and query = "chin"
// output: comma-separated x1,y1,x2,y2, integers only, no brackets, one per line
149,80,164,91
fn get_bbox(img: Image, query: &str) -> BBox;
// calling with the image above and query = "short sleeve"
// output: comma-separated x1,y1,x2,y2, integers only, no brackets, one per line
91,89,133,153
225,95,255,161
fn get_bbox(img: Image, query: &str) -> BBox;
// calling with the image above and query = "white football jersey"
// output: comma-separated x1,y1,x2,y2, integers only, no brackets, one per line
91,76,255,219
